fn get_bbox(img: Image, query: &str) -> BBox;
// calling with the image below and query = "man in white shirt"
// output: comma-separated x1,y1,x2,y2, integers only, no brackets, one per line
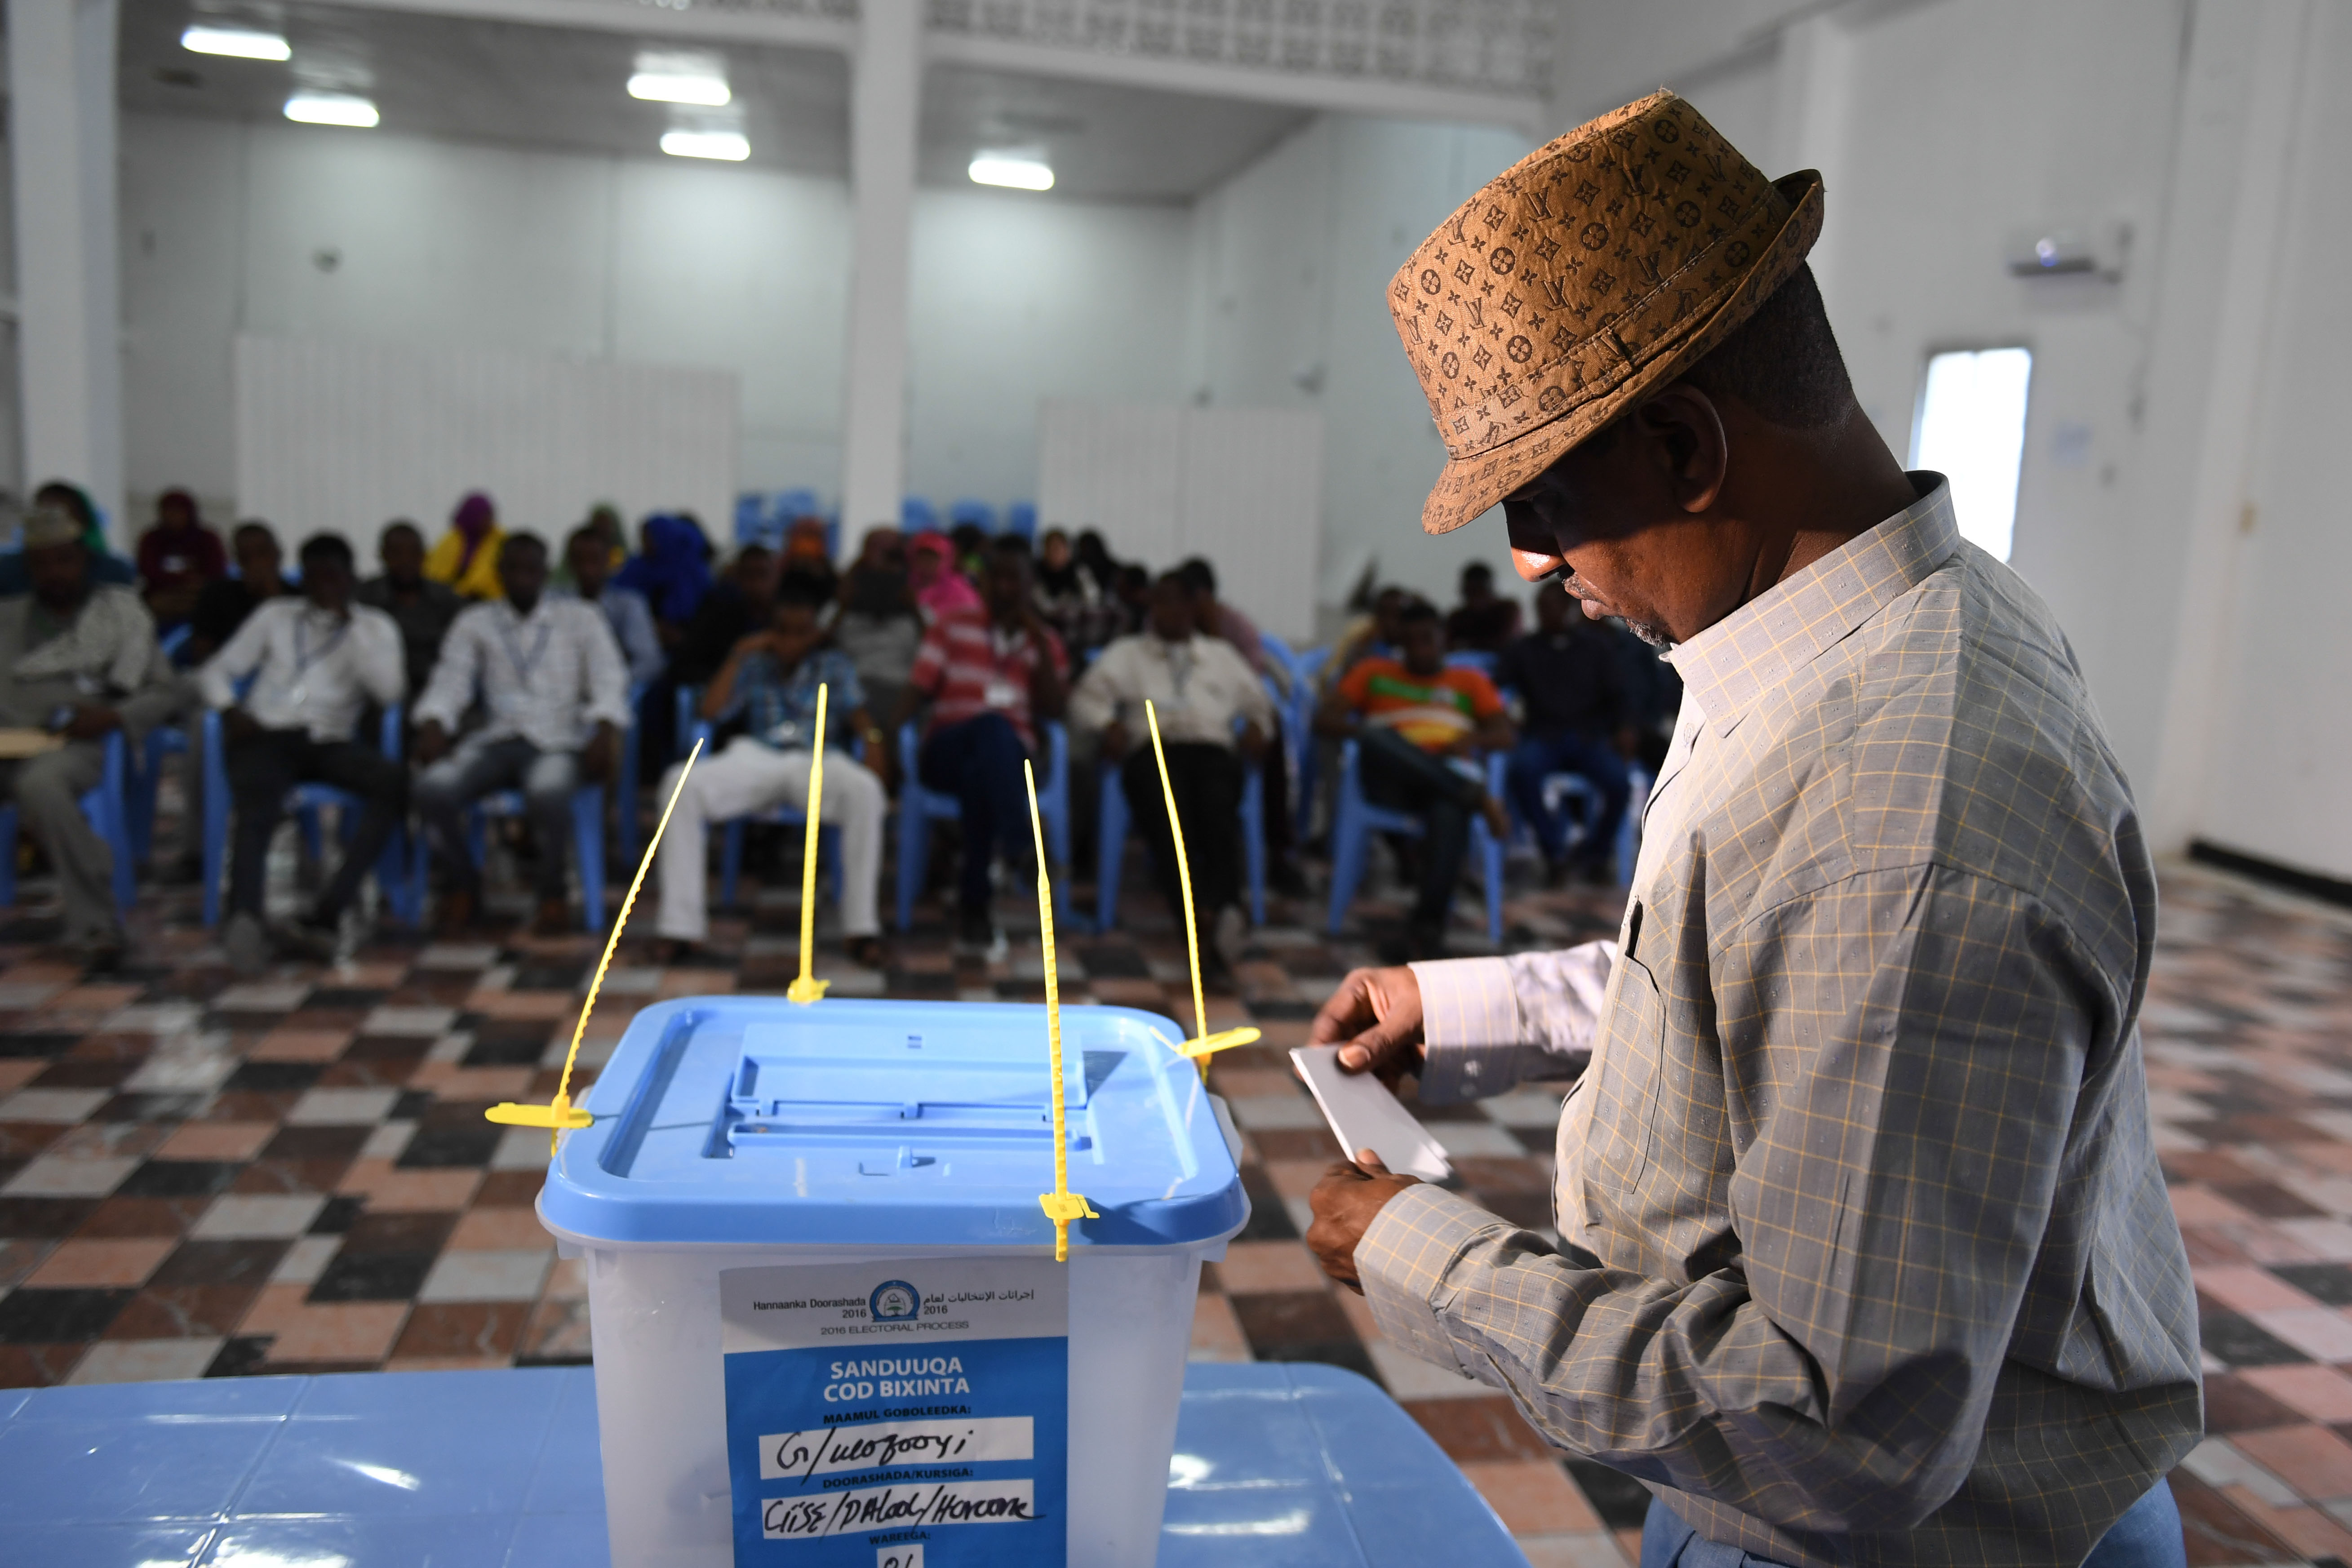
412,533,630,935
1069,571,1275,972
199,533,407,968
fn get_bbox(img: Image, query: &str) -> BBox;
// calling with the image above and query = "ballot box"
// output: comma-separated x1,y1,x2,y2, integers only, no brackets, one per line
535,996,1250,1568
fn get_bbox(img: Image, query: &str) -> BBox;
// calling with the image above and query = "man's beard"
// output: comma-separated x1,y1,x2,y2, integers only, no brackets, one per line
1562,569,1673,650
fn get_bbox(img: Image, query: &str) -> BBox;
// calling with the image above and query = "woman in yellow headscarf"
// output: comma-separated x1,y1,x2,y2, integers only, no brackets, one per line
424,490,506,600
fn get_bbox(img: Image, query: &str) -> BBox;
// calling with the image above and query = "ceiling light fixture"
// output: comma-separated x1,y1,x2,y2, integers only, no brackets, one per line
284,92,379,128
630,71,730,106
661,129,749,161
969,155,1053,191
182,24,290,60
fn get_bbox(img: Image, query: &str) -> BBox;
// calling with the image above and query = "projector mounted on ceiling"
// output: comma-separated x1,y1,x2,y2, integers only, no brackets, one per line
2004,221,2130,281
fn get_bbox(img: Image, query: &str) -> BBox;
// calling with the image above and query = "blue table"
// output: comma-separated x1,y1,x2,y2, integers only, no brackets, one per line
0,1361,1527,1567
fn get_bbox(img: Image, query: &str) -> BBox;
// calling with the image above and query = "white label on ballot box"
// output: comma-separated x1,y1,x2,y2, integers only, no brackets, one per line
720,1259,1068,1567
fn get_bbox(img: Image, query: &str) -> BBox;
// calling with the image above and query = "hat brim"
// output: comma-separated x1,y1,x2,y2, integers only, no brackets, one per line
1418,169,1825,536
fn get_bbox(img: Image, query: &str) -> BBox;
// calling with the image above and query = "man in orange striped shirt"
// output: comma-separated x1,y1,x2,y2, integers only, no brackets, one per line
1317,600,1513,957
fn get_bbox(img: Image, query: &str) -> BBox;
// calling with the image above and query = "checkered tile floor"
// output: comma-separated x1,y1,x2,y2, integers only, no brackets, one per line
0,840,2345,1566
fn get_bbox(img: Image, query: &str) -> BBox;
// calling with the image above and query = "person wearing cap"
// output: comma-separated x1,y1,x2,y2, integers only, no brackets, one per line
1302,93,2195,1568
0,506,178,966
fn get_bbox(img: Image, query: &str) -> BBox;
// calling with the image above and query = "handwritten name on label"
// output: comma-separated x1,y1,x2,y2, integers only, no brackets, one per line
761,1478,1036,1540
763,1415,1034,1480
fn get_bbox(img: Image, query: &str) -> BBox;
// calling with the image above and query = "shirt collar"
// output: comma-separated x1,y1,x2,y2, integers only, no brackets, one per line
1666,472,1959,738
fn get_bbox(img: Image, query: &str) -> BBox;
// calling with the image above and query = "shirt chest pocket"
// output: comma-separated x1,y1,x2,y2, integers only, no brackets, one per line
1585,910,1667,1197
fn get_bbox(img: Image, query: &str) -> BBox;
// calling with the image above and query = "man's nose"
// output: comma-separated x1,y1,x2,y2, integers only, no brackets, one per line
1509,546,1566,583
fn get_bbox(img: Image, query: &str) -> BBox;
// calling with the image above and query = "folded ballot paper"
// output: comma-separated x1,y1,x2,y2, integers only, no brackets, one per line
1290,1045,1453,1182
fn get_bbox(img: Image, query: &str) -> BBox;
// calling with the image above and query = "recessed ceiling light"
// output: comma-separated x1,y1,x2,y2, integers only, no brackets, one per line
182,24,290,60
285,92,379,128
630,71,730,106
661,129,749,161
969,155,1053,191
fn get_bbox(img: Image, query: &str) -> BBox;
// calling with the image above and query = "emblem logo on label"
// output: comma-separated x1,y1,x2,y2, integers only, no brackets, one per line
870,1281,919,1322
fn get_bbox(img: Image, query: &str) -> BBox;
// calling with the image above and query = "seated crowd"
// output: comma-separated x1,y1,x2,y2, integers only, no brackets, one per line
0,483,1669,973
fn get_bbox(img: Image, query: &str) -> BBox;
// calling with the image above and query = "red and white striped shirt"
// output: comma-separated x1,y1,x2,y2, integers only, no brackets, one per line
909,606,1067,751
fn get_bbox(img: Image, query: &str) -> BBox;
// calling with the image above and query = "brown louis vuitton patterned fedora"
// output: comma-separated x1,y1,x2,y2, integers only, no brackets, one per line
1393,91,1823,534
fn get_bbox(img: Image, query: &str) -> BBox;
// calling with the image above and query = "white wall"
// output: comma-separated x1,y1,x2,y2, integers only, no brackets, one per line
905,187,1192,530
2199,0,2352,877
118,112,1187,540
1186,114,1535,617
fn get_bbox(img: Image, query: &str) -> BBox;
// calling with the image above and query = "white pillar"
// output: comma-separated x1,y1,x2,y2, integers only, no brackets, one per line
1767,13,1855,307
9,0,125,544
839,0,921,537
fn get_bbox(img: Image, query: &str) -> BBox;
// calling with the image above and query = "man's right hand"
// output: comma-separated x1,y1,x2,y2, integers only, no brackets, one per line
1309,966,1426,1087
223,707,263,742
1100,720,1129,761
415,720,451,765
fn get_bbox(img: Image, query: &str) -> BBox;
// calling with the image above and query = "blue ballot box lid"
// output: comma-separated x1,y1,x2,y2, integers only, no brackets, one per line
539,997,1249,1249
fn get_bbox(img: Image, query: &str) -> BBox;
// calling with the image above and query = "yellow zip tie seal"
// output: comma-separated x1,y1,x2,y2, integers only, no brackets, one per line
785,682,829,1005
1025,759,1096,1262
487,736,706,1153
1142,700,1260,1067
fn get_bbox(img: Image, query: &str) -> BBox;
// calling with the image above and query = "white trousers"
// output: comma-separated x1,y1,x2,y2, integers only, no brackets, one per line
655,736,885,941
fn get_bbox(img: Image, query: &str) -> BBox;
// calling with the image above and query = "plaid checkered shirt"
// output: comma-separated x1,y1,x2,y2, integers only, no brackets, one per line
1361,477,2201,1566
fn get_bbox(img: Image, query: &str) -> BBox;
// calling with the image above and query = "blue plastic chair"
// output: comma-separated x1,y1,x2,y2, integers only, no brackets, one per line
1443,649,1500,677
1095,723,1266,932
674,688,843,910
948,499,996,535
1518,765,1650,891
0,731,135,913
130,723,186,866
199,706,417,928
1284,644,1331,842
126,626,198,863
412,717,633,935
895,719,1074,932
1324,738,1505,945
1003,502,1037,541
733,493,774,549
901,497,940,534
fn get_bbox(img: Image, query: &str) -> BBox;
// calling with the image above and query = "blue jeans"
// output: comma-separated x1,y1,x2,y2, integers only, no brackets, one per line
1639,1479,2184,1568
917,713,1031,919
416,734,580,902
1505,728,1630,867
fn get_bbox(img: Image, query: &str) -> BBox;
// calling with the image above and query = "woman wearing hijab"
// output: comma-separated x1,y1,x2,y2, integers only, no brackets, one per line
423,491,506,600
615,513,716,649
1034,526,1125,663
907,531,981,622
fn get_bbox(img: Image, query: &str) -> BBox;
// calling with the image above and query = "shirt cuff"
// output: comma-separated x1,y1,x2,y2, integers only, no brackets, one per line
1408,956,1521,1105
1358,1183,1510,1379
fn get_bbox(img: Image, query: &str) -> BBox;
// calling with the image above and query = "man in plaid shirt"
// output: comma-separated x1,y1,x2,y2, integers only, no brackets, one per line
1306,94,2198,1567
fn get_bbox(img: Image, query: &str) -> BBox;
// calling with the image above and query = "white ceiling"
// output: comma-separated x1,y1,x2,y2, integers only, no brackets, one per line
119,0,1313,201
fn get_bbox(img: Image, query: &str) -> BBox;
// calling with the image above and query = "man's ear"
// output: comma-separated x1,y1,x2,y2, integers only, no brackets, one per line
1632,383,1730,514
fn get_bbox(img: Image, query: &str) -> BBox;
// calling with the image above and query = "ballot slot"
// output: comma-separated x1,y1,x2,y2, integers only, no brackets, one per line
719,1020,1094,1159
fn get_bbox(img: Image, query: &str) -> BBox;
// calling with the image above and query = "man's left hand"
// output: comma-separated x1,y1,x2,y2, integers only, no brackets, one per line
1237,720,1270,762
580,722,620,783
1306,1150,1422,1292
62,704,122,741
